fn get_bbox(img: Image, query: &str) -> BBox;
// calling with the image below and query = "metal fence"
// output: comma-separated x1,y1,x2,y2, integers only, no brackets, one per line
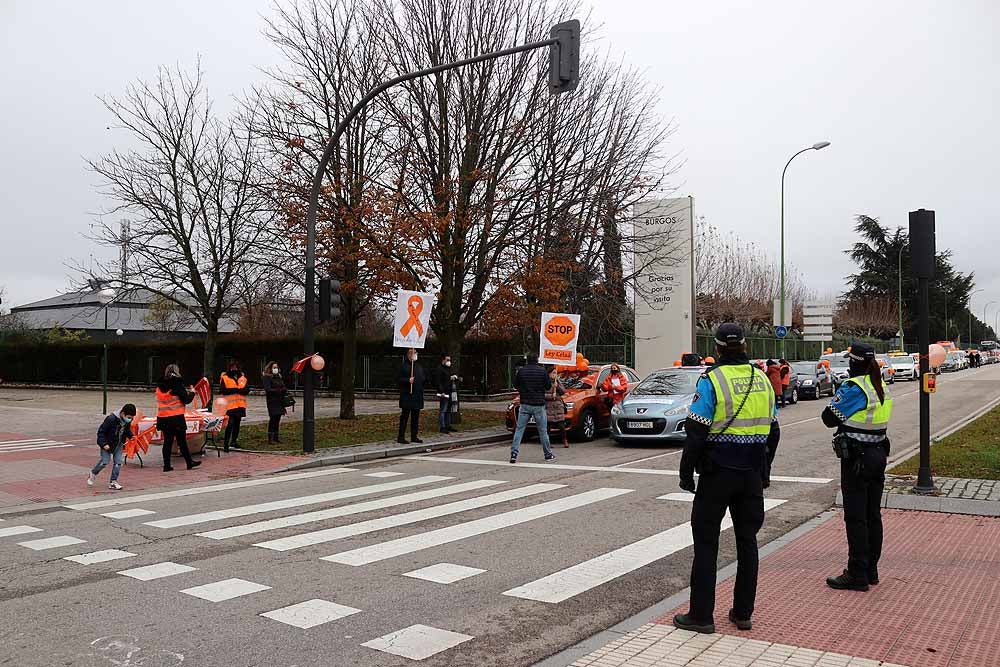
693,334,901,361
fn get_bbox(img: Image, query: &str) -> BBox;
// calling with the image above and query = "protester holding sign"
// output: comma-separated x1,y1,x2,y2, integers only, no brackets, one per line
397,348,426,445
601,364,629,405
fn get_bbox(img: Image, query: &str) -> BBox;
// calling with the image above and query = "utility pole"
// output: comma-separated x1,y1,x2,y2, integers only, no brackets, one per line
300,21,581,453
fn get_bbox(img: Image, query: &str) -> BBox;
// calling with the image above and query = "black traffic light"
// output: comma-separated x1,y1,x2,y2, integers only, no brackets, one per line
319,278,342,322
549,19,580,94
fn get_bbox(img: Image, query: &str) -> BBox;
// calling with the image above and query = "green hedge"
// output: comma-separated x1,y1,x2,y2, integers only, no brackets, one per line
0,335,524,394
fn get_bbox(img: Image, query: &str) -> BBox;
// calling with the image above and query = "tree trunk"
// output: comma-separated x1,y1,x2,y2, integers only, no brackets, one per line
339,321,357,420
202,320,218,382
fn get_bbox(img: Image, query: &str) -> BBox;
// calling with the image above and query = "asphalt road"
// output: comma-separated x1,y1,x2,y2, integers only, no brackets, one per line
1,366,997,667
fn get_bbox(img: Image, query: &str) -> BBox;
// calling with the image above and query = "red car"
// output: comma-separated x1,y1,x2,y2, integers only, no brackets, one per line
505,364,641,441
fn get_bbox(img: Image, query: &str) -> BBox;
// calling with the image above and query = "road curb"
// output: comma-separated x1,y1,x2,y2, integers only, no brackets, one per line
533,509,839,667
277,430,510,471
835,487,1000,517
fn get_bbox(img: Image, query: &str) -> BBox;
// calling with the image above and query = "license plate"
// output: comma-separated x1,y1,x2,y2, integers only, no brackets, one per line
629,421,654,429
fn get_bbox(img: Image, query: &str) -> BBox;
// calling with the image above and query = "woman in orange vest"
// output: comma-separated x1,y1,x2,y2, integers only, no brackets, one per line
601,364,629,405
156,364,199,471
220,360,250,452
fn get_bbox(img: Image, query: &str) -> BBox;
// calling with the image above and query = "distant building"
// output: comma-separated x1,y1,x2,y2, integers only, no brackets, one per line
10,288,239,341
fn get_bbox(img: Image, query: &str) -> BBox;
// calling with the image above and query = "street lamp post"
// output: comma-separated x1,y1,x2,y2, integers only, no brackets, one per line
898,246,906,351
780,141,830,356
984,301,996,345
97,288,115,415
969,289,984,347
299,22,581,453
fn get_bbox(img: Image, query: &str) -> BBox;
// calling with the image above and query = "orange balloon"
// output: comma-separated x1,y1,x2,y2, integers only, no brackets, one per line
704,356,715,364
673,360,681,367
928,344,946,367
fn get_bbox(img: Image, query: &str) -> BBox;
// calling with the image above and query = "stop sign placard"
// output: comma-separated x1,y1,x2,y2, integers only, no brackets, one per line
539,312,581,363
544,315,577,346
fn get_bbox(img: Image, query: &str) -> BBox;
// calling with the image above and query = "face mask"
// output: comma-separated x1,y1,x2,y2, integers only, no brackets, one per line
272,368,280,375
444,361,451,367
122,416,133,424
411,354,418,362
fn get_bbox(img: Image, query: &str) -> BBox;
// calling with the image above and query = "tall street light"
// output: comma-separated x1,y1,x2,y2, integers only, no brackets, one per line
299,21,581,453
968,288,984,347
897,245,906,350
97,288,115,415
780,140,830,355
984,301,996,344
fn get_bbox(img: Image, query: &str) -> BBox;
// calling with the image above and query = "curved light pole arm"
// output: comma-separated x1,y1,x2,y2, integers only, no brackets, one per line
779,147,815,349
302,37,557,452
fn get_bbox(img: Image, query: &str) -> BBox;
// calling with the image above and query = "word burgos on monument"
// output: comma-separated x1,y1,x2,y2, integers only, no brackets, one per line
639,215,680,226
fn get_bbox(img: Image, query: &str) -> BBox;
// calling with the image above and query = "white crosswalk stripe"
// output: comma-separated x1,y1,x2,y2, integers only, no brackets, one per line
260,599,361,628
65,549,137,565
503,499,787,603
118,562,197,581
362,624,474,661
197,479,506,541
0,439,75,454
144,475,453,529
18,535,86,551
322,487,633,566
0,525,43,538
181,578,271,602
255,483,565,552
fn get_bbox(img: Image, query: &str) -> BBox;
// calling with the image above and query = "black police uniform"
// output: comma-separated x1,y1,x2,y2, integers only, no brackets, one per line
821,342,890,591
674,323,781,634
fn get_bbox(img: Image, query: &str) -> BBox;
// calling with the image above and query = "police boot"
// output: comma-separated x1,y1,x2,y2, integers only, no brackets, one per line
672,614,715,634
867,566,879,585
826,570,869,591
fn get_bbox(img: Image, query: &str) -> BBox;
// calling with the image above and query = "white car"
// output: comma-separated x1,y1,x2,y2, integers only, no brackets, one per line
886,354,918,380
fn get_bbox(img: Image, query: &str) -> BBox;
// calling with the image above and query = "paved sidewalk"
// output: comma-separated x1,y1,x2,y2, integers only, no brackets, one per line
885,475,1000,500
564,509,1000,667
0,429,302,509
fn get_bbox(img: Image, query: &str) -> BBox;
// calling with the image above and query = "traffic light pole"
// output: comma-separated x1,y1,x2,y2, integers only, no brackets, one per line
302,27,578,453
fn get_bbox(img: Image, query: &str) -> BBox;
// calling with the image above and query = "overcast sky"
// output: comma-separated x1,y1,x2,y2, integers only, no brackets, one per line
2,1,997,320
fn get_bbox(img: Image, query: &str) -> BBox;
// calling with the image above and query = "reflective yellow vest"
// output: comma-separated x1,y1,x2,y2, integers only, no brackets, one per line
841,376,892,442
705,364,775,443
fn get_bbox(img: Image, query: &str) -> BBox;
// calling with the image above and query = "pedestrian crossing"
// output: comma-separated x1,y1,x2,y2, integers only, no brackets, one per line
2,464,799,662
0,437,76,454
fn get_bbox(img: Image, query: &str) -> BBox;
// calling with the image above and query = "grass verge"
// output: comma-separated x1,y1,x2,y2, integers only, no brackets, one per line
894,405,1000,480
239,408,504,452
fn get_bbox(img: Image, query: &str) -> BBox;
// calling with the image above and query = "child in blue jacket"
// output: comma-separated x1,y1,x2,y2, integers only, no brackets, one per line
87,403,136,491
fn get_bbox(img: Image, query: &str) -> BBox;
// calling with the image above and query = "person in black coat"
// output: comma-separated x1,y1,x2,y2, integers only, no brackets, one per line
433,353,461,434
397,348,426,445
263,361,289,445
156,364,200,471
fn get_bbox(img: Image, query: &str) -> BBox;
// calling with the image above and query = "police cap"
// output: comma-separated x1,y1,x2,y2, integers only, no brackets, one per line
846,342,876,361
714,323,745,346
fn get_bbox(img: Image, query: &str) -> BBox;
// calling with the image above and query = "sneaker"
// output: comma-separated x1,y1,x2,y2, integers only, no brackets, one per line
728,609,752,631
86,473,95,487
108,480,123,491
186,460,202,470
509,456,517,464
672,613,715,634
826,570,869,591
544,454,556,461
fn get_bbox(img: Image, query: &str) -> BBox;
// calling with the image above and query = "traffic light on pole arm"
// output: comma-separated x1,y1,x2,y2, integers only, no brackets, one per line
549,19,580,94
319,278,342,322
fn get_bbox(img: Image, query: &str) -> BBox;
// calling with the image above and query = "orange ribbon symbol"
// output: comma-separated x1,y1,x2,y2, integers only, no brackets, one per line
400,295,424,337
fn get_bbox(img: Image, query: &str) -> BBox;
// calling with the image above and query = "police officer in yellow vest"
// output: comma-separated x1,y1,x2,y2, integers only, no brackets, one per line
822,342,892,591
674,323,780,634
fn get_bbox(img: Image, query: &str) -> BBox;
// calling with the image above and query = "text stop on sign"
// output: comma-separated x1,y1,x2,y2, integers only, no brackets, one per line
539,312,581,363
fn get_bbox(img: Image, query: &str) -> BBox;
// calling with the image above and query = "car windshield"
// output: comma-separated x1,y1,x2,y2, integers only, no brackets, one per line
631,371,700,396
559,373,593,390
946,353,961,361
792,362,819,375
822,356,849,368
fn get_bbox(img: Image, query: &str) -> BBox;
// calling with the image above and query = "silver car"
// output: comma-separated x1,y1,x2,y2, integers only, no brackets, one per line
610,367,703,444
886,354,918,380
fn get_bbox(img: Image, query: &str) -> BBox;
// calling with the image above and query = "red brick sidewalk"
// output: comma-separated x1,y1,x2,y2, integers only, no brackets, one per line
0,430,302,508
660,510,1000,667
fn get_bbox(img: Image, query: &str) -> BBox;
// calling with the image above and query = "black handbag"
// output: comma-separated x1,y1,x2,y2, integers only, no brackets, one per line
281,394,296,409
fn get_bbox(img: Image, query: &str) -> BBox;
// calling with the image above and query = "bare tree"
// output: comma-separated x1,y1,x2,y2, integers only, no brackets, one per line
142,294,196,337
86,64,272,378
251,0,408,418
834,297,899,339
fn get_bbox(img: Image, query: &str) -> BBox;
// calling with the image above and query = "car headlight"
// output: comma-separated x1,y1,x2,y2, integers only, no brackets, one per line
563,401,575,411
665,404,689,416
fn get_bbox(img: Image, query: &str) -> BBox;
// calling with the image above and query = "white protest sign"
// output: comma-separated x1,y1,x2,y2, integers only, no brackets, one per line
393,290,435,349
538,312,581,364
